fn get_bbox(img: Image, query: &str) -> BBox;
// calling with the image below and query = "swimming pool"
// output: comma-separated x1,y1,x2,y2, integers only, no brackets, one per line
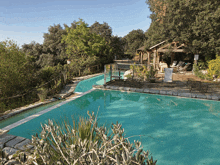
6,89,220,165
0,72,122,128
74,72,124,93
0,100,63,129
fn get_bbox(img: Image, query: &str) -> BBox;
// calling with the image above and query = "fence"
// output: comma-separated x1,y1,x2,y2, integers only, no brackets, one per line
104,63,152,84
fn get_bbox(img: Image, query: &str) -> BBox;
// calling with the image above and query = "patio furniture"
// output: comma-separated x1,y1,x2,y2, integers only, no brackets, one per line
178,63,191,73
170,61,177,68
159,62,168,72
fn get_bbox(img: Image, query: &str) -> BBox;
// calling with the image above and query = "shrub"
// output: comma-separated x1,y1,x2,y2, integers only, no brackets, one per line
17,111,157,164
193,63,207,80
207,55,220,79
37,88,48,101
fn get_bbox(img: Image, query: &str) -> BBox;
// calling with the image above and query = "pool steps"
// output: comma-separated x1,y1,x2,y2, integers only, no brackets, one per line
93,85,220,101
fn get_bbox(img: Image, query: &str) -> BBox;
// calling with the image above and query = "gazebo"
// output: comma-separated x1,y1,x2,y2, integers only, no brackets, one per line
137,40,188,70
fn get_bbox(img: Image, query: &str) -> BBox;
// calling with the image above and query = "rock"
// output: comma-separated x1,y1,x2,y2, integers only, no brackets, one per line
172,91,178,96
105,85,110,89
206,95,212,100
211,95,219,100
191,93,197,98
123,87,130,91
166,91,173,95
14,139,31,151
130,88,136,92
160,90,167,95
5,136,26,148
179,93,191,98
0,134,16,149
118,87,124,91
196,94,207,99
144,88,150,93
135,88,144,93
149,89,159,94
2,147,19,158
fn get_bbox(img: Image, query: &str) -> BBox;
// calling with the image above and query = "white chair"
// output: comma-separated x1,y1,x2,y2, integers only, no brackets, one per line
159,62,168,72
170,61,177,68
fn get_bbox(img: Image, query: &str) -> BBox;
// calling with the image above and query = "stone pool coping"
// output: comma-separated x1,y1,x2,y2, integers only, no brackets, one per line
93,85,220,101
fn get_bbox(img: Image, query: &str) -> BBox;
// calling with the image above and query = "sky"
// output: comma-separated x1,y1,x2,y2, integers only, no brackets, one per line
0,0,152,47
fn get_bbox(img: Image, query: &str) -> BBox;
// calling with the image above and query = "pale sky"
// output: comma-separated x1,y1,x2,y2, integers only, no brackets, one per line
0,0,152,47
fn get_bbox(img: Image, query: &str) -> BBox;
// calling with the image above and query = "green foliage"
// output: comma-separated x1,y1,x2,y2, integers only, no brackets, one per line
37,88,48,101
62,19,106,74
26,111,157,164
145,0,220,60
42,24,68,67
207,55,220,79
0,40,35,97
193,63,207,80
197,60,208,70
130,64,156,81
123,29,146,57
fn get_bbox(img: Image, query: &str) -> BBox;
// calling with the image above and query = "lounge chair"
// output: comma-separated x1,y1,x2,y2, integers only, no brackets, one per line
178,63,191,73
170,61,177,68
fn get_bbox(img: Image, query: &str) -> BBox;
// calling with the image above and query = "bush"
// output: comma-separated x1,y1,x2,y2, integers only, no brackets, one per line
37,88,48,101
207,55,220,79
193,63,207,80
17,111,157,164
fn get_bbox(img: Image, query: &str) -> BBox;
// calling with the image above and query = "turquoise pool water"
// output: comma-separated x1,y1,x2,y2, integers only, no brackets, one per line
0,73,120,128
74,72,124,93
8,89,220,165
0,100,63,129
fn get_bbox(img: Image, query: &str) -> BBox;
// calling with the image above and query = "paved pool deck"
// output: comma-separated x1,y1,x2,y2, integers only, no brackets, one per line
93,81,220,101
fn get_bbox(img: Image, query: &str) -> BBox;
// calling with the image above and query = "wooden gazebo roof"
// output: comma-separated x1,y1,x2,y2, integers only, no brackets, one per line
137,40,188,53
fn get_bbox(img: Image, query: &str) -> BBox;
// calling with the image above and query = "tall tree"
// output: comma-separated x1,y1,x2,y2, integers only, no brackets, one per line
90,21,115,64
90,21,112,42
22,41,43,69
0,40,35,97
123,29,146,57
146,0,220,60
40,24,67,67
62,19,106,74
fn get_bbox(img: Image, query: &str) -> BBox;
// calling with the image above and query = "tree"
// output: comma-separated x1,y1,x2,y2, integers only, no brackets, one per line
145,0,220,61
62,19,106,75
123,29,146,57
0,40,35,97
90,21,112,42
22,41,43,69
110,35,126,60
41,24,67,67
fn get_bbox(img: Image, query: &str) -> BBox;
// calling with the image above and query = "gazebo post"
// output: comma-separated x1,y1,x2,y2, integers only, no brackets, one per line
147,51,151,71
153,49,156,69
156,51,160,70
